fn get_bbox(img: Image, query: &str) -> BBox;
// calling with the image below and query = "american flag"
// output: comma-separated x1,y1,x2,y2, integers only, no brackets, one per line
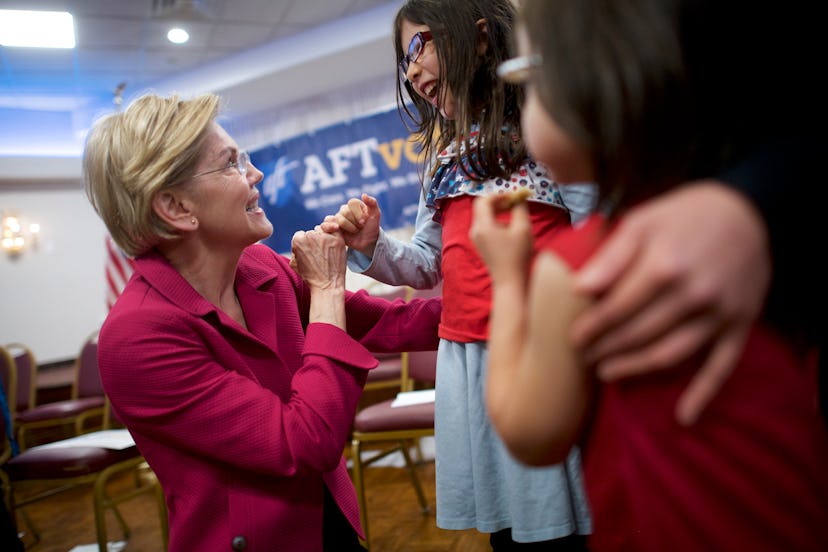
105,235,135,310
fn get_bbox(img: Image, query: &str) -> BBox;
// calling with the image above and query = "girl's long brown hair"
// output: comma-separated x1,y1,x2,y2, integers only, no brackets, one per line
393,0,527,189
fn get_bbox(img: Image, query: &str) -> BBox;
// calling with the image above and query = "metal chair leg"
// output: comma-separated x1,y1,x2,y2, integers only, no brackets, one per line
350,438,370,549
399,444,429,513
16,506,40,548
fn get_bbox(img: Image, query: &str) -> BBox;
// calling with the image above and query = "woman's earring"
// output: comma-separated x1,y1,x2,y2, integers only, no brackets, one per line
191,218,197,225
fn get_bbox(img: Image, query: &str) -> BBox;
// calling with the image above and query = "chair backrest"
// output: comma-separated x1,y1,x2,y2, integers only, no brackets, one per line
74,331,102,400
404,349,438,386
402,283,442,387
4,343,37,412
102,395,115,430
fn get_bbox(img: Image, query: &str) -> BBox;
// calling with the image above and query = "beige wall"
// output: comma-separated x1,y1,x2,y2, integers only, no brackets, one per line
0,183,107,363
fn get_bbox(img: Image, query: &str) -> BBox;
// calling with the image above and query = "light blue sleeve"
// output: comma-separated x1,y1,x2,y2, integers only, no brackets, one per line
346,192,443,289
558,183,599,225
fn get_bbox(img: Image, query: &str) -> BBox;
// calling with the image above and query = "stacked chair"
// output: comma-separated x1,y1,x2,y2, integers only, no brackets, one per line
350,284,441,548
4,344,38,416
0,334,168,551
15,331,106,450
1,396,168,551
363,285,410,394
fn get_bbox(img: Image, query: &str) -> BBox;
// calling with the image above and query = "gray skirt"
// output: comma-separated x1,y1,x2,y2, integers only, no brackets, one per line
434,339,593,542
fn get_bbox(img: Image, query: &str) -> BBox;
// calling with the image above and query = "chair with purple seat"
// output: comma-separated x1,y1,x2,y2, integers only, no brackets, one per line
349,284,441,548
1,343,39,432
15,331,106,451
1,395,168,551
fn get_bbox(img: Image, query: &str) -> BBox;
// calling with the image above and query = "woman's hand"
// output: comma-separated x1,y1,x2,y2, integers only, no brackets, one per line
291,228,346,290
291,228,347,328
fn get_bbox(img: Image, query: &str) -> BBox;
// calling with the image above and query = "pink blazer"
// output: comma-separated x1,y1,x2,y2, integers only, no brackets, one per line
98,244,441,552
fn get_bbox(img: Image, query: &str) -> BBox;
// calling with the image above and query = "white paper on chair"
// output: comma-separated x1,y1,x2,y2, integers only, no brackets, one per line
31,429,135,451
391,389,435,407
68,541,126,552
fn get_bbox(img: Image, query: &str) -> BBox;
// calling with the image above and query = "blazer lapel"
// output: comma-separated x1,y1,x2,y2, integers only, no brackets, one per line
133,249,280,355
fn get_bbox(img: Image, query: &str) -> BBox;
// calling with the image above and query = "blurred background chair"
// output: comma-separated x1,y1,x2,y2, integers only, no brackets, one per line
15,331,106,451
364,353,405,393
1,343,39,453
1,395,168,551
363,285,409,394
350,284,441,548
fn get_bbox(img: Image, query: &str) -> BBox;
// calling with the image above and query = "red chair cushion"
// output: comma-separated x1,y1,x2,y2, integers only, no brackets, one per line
353,400,434,433
366,356,403,383
5,445,140,480
15,396,105,423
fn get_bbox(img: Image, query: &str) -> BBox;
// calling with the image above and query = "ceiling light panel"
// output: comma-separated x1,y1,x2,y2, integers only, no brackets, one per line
0,10,76,49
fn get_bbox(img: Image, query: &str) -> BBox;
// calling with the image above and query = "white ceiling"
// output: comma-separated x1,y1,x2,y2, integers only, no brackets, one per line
0,0,403,160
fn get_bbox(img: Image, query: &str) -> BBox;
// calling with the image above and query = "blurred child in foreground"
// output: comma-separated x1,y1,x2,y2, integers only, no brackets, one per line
470,0,828,550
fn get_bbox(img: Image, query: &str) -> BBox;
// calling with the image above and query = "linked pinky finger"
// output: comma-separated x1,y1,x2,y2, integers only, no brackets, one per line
334,215,360,234
319,220,339,233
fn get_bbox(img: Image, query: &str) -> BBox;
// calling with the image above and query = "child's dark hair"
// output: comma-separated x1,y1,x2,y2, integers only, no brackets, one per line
520,0,695,216
393,0,526,184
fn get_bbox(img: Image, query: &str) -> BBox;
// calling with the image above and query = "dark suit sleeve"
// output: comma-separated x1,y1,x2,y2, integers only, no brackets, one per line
717,133,824,344
681,0,826,343
681,0,826,415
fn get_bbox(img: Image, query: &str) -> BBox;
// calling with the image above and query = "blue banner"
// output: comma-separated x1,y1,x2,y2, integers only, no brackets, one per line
251,108,425,254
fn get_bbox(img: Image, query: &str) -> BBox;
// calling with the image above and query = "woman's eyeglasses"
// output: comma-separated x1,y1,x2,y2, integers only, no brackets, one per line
496,54,543,85
191,150,250,179
399,31,433,80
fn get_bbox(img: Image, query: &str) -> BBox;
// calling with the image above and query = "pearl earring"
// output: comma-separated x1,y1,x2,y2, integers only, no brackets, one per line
191,218,197,225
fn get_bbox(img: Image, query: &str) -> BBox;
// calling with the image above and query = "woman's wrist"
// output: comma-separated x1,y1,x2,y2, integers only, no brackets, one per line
308,287,347,329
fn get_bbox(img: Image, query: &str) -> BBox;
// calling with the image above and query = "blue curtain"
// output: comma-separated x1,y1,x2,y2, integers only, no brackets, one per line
0,380,19,456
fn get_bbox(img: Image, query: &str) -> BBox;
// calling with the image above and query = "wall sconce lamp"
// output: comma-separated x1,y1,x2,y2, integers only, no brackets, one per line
1,212,40,257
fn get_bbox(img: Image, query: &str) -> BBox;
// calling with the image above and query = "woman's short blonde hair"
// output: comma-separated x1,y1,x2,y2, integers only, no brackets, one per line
83,92,221,257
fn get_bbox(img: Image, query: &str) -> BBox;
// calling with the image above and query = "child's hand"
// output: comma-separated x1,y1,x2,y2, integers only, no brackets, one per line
470,193,533,284
319,193,382,258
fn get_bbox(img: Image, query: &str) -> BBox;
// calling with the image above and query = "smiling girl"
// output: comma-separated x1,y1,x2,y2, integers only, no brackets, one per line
321,0,595,548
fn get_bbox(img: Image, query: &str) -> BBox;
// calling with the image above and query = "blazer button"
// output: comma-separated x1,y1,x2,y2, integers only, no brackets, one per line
231,535,248,550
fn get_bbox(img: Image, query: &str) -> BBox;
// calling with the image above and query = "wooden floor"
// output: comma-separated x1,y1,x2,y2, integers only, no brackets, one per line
10,455,491,551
